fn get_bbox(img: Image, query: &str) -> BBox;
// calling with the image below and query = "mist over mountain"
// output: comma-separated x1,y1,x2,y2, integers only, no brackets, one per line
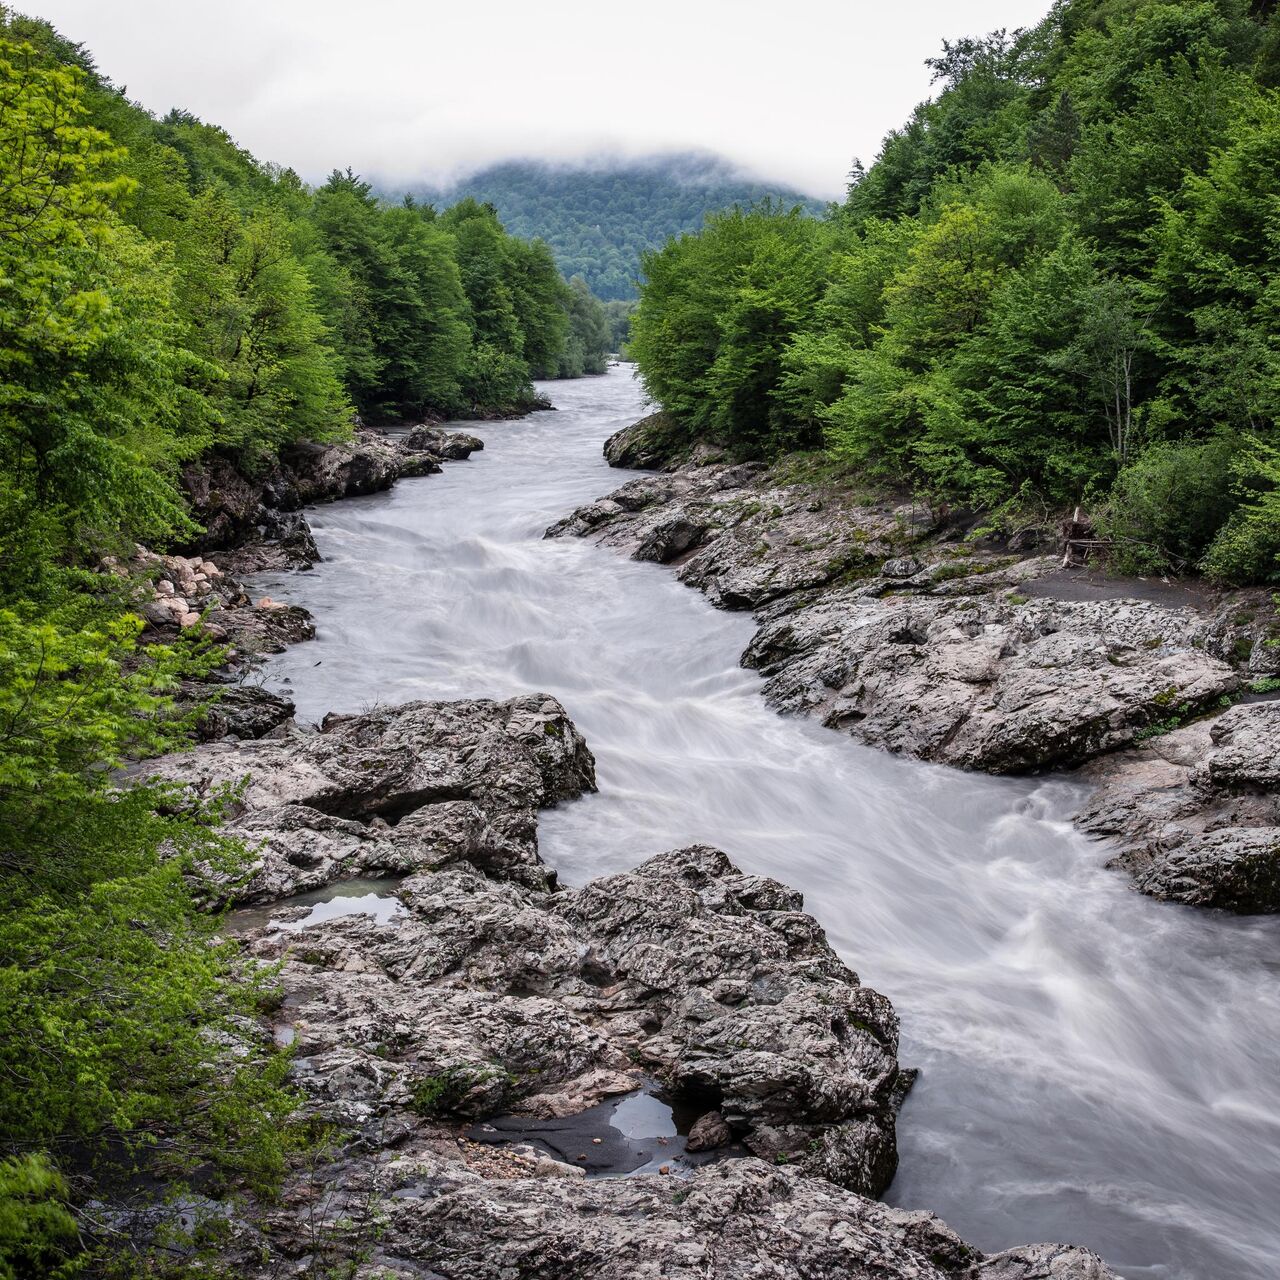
409,153,828,301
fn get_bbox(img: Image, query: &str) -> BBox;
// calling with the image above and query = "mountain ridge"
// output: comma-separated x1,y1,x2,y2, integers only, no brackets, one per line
405,152,828,300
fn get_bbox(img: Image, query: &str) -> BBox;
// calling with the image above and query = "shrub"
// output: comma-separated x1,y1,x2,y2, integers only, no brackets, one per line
1102,436,1239,574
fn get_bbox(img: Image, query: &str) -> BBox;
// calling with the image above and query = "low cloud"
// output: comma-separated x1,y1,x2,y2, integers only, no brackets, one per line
30,0,1054,200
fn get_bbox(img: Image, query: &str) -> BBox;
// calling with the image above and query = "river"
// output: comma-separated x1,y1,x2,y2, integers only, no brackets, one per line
252,364,1280,1280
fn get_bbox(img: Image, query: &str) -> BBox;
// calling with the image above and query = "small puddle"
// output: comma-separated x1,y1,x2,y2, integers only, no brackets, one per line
226,876,407,935
466,1083,738,1179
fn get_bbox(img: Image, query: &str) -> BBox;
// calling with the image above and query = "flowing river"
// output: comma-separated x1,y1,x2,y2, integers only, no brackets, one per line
253,365,1280,1280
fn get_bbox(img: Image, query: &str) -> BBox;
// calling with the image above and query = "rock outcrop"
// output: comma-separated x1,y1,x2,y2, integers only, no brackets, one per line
602,411,693,470
403,424,485,459
547,461,1239,774
139,694,597,899
547,428,1280,914
234,1143,1114,1279
1077,700,1280,911
243,844,905,1194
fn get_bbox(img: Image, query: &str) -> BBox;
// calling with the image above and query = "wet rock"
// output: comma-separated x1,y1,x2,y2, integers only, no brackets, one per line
979,1244,1116,1279
189,683,296,743
233,1147,1117,1279
558,845,904,1193
686,1110,732,1152
1077,702,1280,912
218,510,321,574
403,425,485,460
282,428,404,504
139,694,596,899
751,588,1237,773
181,426,483,573
633,514,707,564
240,843,902,1195
602,411,692,470
210,599,316,656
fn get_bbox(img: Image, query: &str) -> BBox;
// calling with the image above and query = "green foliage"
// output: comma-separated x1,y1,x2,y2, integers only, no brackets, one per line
1202,436,1280,582
417,155,826,301
602,299,635,353
0,36,197,557
0,605,297,1276
0,1155,79,1280
629,203,832,455
557,276,612,377
630,0,1280,583
1103,435,1240,573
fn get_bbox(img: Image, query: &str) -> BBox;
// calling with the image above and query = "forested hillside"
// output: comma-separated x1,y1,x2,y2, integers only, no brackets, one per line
0,10,612,1274
419,156,827,301
630,0,1280,584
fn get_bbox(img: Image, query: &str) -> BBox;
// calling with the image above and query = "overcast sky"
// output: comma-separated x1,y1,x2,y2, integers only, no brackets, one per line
27,0,1053,198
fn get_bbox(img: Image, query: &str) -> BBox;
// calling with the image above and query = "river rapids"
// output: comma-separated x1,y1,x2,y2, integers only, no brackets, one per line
253,365,1280,1280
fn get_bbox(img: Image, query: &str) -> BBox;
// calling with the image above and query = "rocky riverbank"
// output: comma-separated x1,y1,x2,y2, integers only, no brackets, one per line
180,423,487,575
117,424,489,743
547,415,1280,912
133,696,1114,1279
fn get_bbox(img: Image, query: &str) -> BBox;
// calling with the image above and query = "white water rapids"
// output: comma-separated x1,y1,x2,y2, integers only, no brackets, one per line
253,365,1280,1280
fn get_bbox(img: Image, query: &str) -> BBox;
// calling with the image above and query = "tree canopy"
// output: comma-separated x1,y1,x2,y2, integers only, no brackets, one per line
416,156,827,301
0,10,613,1274
630,0,1280,583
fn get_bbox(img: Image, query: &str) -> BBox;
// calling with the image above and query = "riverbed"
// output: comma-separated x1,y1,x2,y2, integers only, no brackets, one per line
253,364,1280,1280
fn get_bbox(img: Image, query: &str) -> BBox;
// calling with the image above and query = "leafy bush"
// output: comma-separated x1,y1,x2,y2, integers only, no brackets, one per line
0,1155,78,1280
1103,436,1240,575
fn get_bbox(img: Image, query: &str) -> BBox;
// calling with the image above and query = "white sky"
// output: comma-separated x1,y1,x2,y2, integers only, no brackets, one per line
26,0,1054,199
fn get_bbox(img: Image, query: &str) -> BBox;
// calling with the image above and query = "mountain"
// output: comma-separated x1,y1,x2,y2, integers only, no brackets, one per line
411,154,828,301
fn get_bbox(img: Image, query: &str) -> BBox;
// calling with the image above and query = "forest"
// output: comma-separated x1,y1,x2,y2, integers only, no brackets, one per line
630,0,1280,583
0,9,615,1276
419,156,826,301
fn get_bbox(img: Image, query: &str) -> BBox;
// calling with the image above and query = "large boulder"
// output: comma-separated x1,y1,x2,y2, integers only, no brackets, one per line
602,411,692,470
189,682,296,742
403,424,485,460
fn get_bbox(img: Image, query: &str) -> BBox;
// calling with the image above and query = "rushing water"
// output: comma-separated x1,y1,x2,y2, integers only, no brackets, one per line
253,365,1280,1280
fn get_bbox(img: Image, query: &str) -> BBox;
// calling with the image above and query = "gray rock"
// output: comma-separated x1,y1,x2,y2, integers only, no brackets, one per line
403,425,485,459
685,1110,732,1151
190,683,296,742
168,695,1115,1278
1077,702,1280,911
233,1145,1116,1279
602,411,692,470
633,514,708,564
138,694,596,899
282,428,404,503
882,555,924,579
243,844,903,1194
